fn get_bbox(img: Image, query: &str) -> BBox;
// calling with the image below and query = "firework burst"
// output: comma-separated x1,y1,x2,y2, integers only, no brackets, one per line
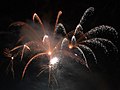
3,7,118,87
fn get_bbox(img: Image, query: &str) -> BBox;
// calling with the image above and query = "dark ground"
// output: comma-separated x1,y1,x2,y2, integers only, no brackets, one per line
0,0,119,90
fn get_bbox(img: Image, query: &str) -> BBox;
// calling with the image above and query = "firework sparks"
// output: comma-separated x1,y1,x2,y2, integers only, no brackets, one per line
3,7,118,88
50,57,59,66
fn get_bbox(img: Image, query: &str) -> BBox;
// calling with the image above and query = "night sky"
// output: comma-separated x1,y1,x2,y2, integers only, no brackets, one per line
0,0,119,90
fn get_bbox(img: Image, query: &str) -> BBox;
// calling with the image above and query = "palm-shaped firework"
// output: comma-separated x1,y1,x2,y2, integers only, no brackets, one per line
3,7,118,86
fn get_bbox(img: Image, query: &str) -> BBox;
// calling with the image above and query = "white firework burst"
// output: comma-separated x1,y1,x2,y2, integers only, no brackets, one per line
3,7,118,86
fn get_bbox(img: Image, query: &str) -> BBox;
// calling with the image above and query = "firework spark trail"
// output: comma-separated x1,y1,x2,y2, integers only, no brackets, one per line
10,44,30,61
78,44,97,63
33,13,46,34
74,24,83,35
20,45,30,61
36,66,49,77
80,7,94,25
21,52,47,79
10,45,23,52
3,7,118,88
55,23,67,36
95,38,118,53
54,11,62,34
75,46,89,68
60,49,86,65
81,39,108,53
61,38,69,49
3,48,15,78
42,35,51,51
6,57,15,79
85,25,118,40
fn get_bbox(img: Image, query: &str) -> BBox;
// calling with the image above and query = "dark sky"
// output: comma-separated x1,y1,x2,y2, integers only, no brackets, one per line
0,0,120,31
0,0,119,90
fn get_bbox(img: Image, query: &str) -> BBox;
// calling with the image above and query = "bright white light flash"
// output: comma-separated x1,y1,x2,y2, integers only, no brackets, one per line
50,57,59,65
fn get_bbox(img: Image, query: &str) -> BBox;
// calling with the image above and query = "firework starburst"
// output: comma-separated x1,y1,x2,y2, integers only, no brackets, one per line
3,7,118,87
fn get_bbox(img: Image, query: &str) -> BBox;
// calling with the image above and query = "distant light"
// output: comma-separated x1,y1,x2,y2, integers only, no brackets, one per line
48,51,52,55
11,57,14,60
75,54,78,56
69,44,73,49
